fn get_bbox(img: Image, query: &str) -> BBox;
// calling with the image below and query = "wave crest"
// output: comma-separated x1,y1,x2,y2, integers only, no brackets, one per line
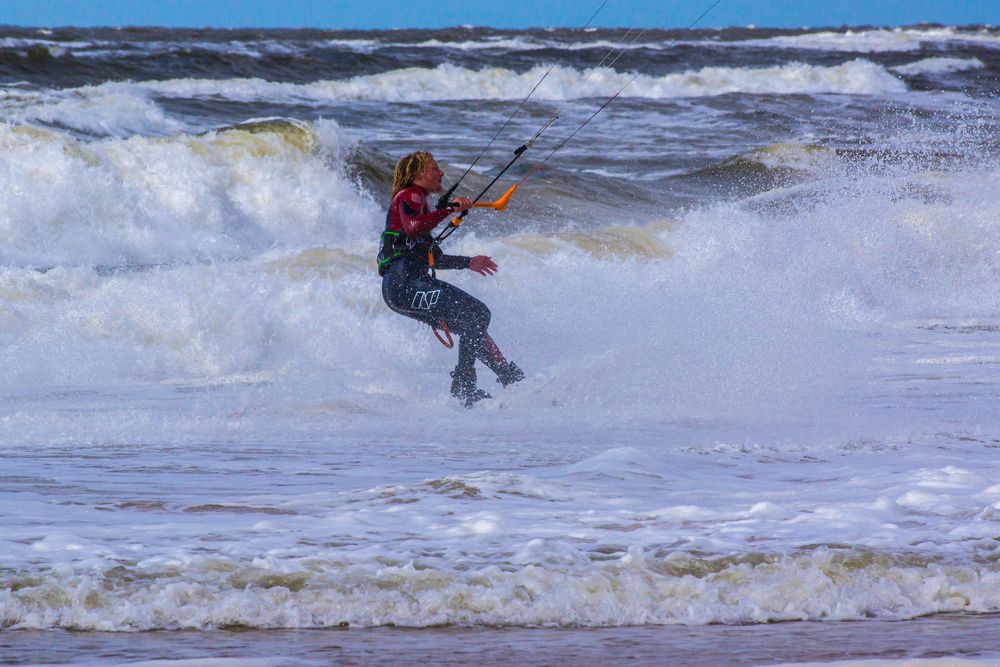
4,548,998,630
0,118,375,267
69,59,907,105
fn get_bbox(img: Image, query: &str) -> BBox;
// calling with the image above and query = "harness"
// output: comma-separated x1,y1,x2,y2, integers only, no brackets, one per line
376,188,443,277
376,229,441,277
376,229,405,276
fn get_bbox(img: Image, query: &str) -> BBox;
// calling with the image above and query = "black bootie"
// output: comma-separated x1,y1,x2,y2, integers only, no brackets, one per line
450,367,492,407
495,362,526,388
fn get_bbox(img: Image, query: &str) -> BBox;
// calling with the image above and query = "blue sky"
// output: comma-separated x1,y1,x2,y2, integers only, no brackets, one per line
0,0,995,30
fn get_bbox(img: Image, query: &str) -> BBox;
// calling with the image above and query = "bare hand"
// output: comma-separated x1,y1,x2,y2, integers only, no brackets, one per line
469,255,497,276
453,197,473,212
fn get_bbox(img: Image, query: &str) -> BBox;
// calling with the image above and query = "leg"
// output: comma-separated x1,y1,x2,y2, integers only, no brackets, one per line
382,266,523,402
428,285,494,405
427,283,523,389
478,333,525,387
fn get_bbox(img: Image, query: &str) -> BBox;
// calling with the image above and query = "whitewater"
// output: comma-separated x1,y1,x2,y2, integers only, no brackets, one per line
2,22,1000,666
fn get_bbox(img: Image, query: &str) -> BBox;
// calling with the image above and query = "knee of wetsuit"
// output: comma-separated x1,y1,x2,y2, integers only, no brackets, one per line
456,303,491,340
474,303,492,332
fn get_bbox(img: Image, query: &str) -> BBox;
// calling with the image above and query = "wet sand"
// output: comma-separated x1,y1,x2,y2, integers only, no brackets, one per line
4,613,1000,666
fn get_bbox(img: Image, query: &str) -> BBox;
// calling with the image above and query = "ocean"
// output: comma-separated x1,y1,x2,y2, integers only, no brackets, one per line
2,21,1000,666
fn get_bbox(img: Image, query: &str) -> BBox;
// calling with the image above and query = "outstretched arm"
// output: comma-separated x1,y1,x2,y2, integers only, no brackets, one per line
469,256,497,275
434,254,497,273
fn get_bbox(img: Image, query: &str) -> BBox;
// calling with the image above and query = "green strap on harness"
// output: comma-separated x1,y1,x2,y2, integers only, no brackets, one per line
378,230,402,267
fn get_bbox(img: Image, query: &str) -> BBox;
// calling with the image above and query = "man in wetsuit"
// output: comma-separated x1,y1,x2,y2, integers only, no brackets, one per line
377,151,524,406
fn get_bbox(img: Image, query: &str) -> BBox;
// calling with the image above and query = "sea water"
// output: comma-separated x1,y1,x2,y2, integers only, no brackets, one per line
2,23,1000,665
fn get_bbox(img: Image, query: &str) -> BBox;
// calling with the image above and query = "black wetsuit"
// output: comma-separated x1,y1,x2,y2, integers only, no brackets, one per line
377,185,522,401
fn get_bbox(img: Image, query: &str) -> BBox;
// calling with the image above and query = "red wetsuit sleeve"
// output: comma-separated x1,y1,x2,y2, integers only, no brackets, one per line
394,187,457,237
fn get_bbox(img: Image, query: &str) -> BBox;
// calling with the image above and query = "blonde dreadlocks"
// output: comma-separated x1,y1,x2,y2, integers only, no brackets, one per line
391,151,435,197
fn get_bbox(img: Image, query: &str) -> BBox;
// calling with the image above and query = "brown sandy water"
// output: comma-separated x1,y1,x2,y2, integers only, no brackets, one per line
3,613,1000,666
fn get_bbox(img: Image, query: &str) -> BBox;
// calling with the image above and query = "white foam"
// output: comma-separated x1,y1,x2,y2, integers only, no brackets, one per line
740,27,1000,53
405,37,547,51
725,143,841,174
66,60,906,106
323,37,380,52
0,37,95,50
892,57,985,76
0,119,374,266
0,85,186,136
3,122,1000,418
1,37,307,60
4,546,1000,630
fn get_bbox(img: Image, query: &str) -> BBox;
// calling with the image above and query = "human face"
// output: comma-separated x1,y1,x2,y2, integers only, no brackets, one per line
412,158,444,193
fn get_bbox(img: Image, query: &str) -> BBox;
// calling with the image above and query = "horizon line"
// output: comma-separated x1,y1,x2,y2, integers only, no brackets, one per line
1,21,995,31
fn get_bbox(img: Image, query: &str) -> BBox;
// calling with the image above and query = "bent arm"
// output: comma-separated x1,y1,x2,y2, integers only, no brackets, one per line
399,199,457,237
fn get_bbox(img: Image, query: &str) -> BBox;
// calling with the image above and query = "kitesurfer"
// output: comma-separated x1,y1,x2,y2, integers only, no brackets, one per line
377,151,524,406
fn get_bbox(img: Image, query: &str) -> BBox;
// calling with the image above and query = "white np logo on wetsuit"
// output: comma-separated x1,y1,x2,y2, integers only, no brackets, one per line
411,289,441,311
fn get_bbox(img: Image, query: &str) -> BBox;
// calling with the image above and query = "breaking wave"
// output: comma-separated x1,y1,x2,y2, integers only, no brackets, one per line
892,57,986,76
3,115,1000,418
5,548,1000,630
0,118,373,266
48,59,907,107
740,27,1000,53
